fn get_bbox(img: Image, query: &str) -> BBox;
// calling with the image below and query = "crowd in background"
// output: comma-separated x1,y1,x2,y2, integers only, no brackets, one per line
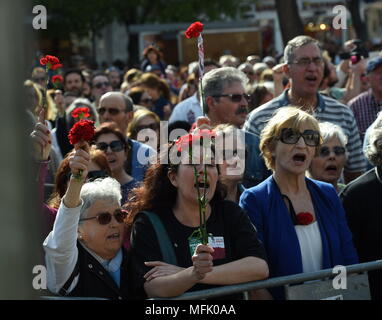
27,36,382,300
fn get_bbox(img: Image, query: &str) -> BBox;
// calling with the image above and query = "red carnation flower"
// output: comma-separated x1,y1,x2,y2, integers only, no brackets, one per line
40,55,62,70
71,107,90,119
46,55,60,64
296,212,314,225
51,63,63,70
175,129,215,153
40,57,48,66
185,21,204,39
52,75,63,83
68,120,95,145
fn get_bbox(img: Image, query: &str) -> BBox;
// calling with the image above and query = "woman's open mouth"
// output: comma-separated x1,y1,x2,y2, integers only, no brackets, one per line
194,181,210,189
325,164,338,174
292,153,306,164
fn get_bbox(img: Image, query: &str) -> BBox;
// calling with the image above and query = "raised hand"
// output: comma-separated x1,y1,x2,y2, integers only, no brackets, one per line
68,141,90,181
30,109,51,161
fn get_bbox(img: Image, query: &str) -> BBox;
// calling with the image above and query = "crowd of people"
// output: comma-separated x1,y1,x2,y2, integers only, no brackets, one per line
27,36,382,300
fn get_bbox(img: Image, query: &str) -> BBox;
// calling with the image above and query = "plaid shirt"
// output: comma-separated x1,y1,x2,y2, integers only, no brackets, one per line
243,89,367,173
348,89,382,141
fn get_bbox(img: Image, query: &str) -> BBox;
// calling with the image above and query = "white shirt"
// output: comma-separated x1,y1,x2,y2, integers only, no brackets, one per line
295,222,323,273
169,93,202,125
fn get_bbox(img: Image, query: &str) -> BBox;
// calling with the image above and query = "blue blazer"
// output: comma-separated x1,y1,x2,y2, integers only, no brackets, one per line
239,176,358,299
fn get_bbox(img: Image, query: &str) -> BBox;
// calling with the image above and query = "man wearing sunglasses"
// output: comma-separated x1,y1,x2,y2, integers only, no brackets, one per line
202,67,270,188
44,143,133,299
98,92,155,182
244,35,367,184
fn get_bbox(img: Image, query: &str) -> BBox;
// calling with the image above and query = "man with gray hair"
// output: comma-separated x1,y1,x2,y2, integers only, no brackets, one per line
340,111,382,300
203,67,269,187
244,35,367,183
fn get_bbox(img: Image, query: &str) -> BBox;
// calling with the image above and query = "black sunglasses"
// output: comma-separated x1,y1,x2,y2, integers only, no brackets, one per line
279,128,320,147
96,140,125,152
212,93,251,103
319,146,346,157
97,107,122,116
79,209,127,225
87,170,109,181
94,81,110,89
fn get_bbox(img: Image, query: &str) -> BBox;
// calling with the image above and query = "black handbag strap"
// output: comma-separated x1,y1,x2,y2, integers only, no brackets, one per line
141,211,178,265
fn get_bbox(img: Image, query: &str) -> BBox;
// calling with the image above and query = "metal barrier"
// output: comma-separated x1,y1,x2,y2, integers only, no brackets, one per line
150,260,382,300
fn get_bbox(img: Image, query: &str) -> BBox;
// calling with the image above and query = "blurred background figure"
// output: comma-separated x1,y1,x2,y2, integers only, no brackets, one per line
121,68,143,93
127,109,160,150
126,86,154,110
246,54,261,65
31,67,48,87
238,62,257,87
106,66,122,91
140,45,167,78
247,84,274,113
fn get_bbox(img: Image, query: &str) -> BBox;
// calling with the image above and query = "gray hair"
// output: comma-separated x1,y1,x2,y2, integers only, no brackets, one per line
319,122,348,146
319,122,348,159
202,67,248,114
79,177,122,220
365,112,382,166
284,35,321,65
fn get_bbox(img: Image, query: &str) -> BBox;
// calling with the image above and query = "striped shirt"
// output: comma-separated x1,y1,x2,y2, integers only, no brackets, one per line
243,89,367,173
348,89,382,141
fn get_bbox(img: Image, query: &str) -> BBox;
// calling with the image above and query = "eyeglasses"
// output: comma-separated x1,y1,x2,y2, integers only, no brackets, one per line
87,170,109,181
97,107,122,116
291,57,324,67
79,209,127,225
212,93,251,103
96,140,125,152
319,146,346,157
279,128,320,147
94,81,110,89
135,123,159,132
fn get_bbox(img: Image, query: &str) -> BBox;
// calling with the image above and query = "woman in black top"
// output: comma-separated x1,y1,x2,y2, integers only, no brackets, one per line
127,132,268,299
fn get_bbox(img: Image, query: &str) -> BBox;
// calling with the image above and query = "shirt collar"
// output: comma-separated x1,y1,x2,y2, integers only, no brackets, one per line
279,89,326,113
80,242,123,272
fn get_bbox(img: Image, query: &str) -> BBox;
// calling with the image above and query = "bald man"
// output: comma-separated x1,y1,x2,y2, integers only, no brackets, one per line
98,92,134,134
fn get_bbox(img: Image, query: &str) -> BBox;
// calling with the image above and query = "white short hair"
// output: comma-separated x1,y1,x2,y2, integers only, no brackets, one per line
79,177,122,220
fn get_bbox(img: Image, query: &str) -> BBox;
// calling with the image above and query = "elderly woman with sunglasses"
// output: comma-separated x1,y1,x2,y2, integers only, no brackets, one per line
308,122,348,193
43,141,132,299
239,107,358,300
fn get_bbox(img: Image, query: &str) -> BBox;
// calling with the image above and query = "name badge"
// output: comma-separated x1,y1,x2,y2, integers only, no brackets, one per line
188,236,226,260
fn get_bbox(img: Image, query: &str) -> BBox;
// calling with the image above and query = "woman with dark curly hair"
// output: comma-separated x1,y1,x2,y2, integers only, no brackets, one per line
126,130,268,299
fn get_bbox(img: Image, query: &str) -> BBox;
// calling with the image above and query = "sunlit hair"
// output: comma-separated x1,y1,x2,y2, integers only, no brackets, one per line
365,112,382,166
284,35,321,65
137,73,170,100
47,146,112,209
260,106,321,171
79,177,122,220
24,79,42,114
126,109,160,140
